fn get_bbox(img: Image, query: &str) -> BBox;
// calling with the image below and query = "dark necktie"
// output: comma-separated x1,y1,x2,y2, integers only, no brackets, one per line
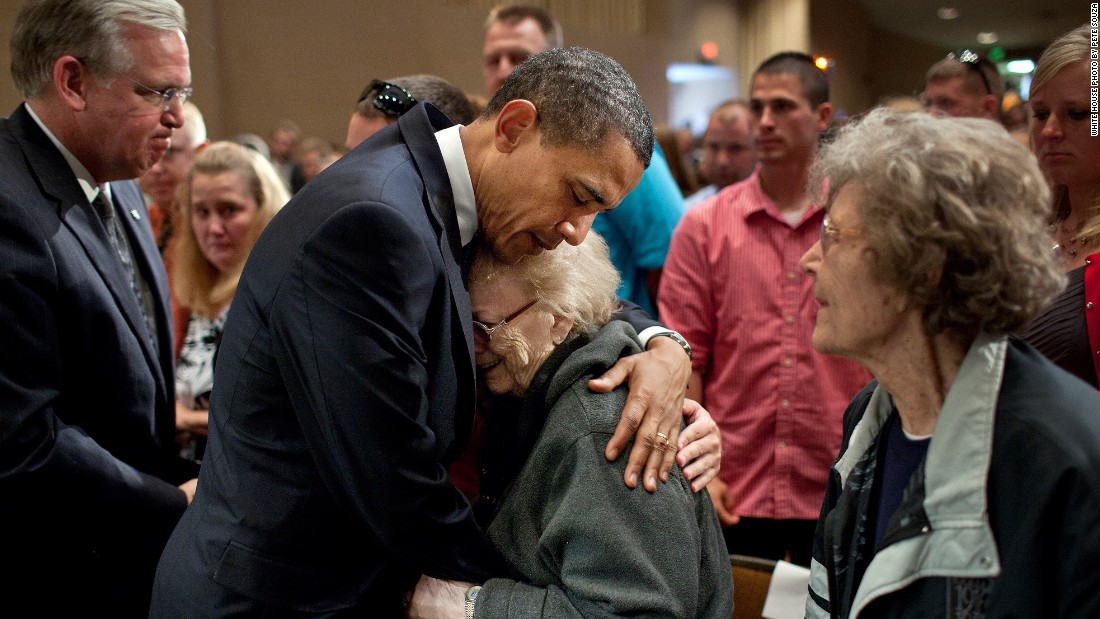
93,191,159,354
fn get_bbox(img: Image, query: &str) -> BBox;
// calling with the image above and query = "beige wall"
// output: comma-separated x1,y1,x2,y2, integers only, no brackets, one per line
178,0,726,148
0,0,946,150
178,0,490,146
0,1,708,148
739,0,810,95
868,30,946,106
811,0,873,119
811,0,944,117
0,1,19,107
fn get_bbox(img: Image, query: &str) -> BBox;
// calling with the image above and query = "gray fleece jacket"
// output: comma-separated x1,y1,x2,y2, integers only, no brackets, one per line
475,320,733,618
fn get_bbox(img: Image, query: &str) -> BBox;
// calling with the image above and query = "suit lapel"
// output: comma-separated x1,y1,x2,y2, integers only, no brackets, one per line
398,104,475,379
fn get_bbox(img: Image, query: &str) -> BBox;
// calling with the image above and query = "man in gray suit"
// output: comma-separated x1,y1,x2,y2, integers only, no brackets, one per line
0,0,198,616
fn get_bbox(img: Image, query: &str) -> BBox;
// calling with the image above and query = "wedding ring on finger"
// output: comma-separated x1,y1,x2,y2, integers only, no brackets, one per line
655,431,672,450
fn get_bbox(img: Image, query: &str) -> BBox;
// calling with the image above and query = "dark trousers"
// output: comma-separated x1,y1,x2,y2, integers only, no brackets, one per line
723,517,817,567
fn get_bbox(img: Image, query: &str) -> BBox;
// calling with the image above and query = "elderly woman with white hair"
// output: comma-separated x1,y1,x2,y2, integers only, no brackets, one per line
409,232,732,618
802,109,1100,618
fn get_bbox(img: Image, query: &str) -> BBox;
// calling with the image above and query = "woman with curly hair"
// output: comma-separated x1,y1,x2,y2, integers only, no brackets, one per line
801,109,1100,618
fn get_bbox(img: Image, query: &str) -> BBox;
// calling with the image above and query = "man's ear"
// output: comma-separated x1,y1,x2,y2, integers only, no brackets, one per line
53,55,92,112
814,101,834,133
980,94,1000,120
493,99,539,153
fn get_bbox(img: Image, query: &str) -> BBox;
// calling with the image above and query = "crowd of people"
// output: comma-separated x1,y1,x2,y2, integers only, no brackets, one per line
2,0,1099,617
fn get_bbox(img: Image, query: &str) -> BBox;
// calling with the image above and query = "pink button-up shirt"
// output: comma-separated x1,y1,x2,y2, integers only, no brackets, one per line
660,172,870,521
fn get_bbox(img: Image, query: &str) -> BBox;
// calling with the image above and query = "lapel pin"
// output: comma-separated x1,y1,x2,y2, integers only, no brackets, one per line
130,209,141,221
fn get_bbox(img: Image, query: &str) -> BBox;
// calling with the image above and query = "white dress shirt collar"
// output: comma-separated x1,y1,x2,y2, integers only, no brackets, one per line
433,124,477,247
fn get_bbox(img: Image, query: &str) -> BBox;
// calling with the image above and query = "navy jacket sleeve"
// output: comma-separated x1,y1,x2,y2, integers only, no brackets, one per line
612,298,660,333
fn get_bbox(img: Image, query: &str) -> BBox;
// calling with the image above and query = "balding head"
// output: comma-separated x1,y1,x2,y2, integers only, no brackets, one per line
699,100,756,188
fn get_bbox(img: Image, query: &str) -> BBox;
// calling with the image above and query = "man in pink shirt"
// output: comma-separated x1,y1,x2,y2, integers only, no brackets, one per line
659,52,870,565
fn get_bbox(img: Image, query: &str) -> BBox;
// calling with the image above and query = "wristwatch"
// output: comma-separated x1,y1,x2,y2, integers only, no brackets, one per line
464,585,482,619
651,329,693,361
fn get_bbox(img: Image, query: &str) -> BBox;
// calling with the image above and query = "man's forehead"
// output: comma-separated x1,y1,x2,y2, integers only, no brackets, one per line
925,76,973,97
711,116,751,133
484,19,550,52
750,92,805,106
750,73,809,102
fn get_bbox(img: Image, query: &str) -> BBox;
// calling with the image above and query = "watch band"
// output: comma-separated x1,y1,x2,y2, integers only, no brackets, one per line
650,329,692,361
464,585,482,619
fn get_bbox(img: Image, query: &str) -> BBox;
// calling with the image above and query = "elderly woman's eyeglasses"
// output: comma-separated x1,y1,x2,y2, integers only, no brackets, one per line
947,49,993,95
473,298,540,346
80,59,192,112
361,80,418,117
820,215,862,253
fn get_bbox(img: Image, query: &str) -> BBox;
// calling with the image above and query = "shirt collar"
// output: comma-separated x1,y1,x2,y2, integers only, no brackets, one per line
433,124,477,247
24,102,109,204
739,169,821,228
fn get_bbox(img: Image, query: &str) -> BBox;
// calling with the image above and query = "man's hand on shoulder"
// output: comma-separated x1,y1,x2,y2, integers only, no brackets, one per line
589,334,690,491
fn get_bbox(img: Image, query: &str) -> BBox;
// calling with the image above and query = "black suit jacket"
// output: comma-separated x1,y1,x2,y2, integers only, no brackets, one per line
0,105,192,617
152,104,515,617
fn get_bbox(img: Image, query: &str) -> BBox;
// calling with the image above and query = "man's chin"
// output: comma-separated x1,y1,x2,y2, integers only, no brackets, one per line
489,243,532,265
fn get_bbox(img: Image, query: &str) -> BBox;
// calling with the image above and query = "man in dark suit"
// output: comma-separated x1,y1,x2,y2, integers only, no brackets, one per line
151,48,694,616
0,1,199,616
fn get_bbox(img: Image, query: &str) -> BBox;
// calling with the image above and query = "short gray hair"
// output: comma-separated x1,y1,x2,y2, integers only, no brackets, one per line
811,108,1064,337
470,232,621,335
11,0,186,99
482,47,654,168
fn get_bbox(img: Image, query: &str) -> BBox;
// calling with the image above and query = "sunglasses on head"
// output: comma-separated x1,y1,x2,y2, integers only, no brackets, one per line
947,49,993,95
359,80,418,117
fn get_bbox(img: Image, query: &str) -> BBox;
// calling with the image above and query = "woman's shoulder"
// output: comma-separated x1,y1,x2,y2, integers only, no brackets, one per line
998,339,1100,461
544,322,641,435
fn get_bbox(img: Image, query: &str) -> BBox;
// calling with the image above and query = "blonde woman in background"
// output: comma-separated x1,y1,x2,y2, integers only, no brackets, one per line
172,142,289,459
1021,24,1100,388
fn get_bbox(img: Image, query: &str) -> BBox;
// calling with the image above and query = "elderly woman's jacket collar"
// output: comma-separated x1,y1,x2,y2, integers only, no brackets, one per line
812,334,1007,617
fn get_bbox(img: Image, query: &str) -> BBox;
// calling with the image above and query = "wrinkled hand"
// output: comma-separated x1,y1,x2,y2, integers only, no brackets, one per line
407,575,469,619
589,336,690,492
676,399,721,492
707,477,740,527
179,478,198,505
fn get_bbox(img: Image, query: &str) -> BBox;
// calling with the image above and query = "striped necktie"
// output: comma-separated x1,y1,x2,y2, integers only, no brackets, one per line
93,191,159,354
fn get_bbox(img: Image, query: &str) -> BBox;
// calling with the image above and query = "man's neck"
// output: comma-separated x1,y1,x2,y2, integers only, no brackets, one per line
758,157,813,213
25,100,101,193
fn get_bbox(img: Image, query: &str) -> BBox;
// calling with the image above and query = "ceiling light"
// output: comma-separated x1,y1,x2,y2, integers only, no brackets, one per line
1006,59,1036,74
977,32,998,44
937,7,959,20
